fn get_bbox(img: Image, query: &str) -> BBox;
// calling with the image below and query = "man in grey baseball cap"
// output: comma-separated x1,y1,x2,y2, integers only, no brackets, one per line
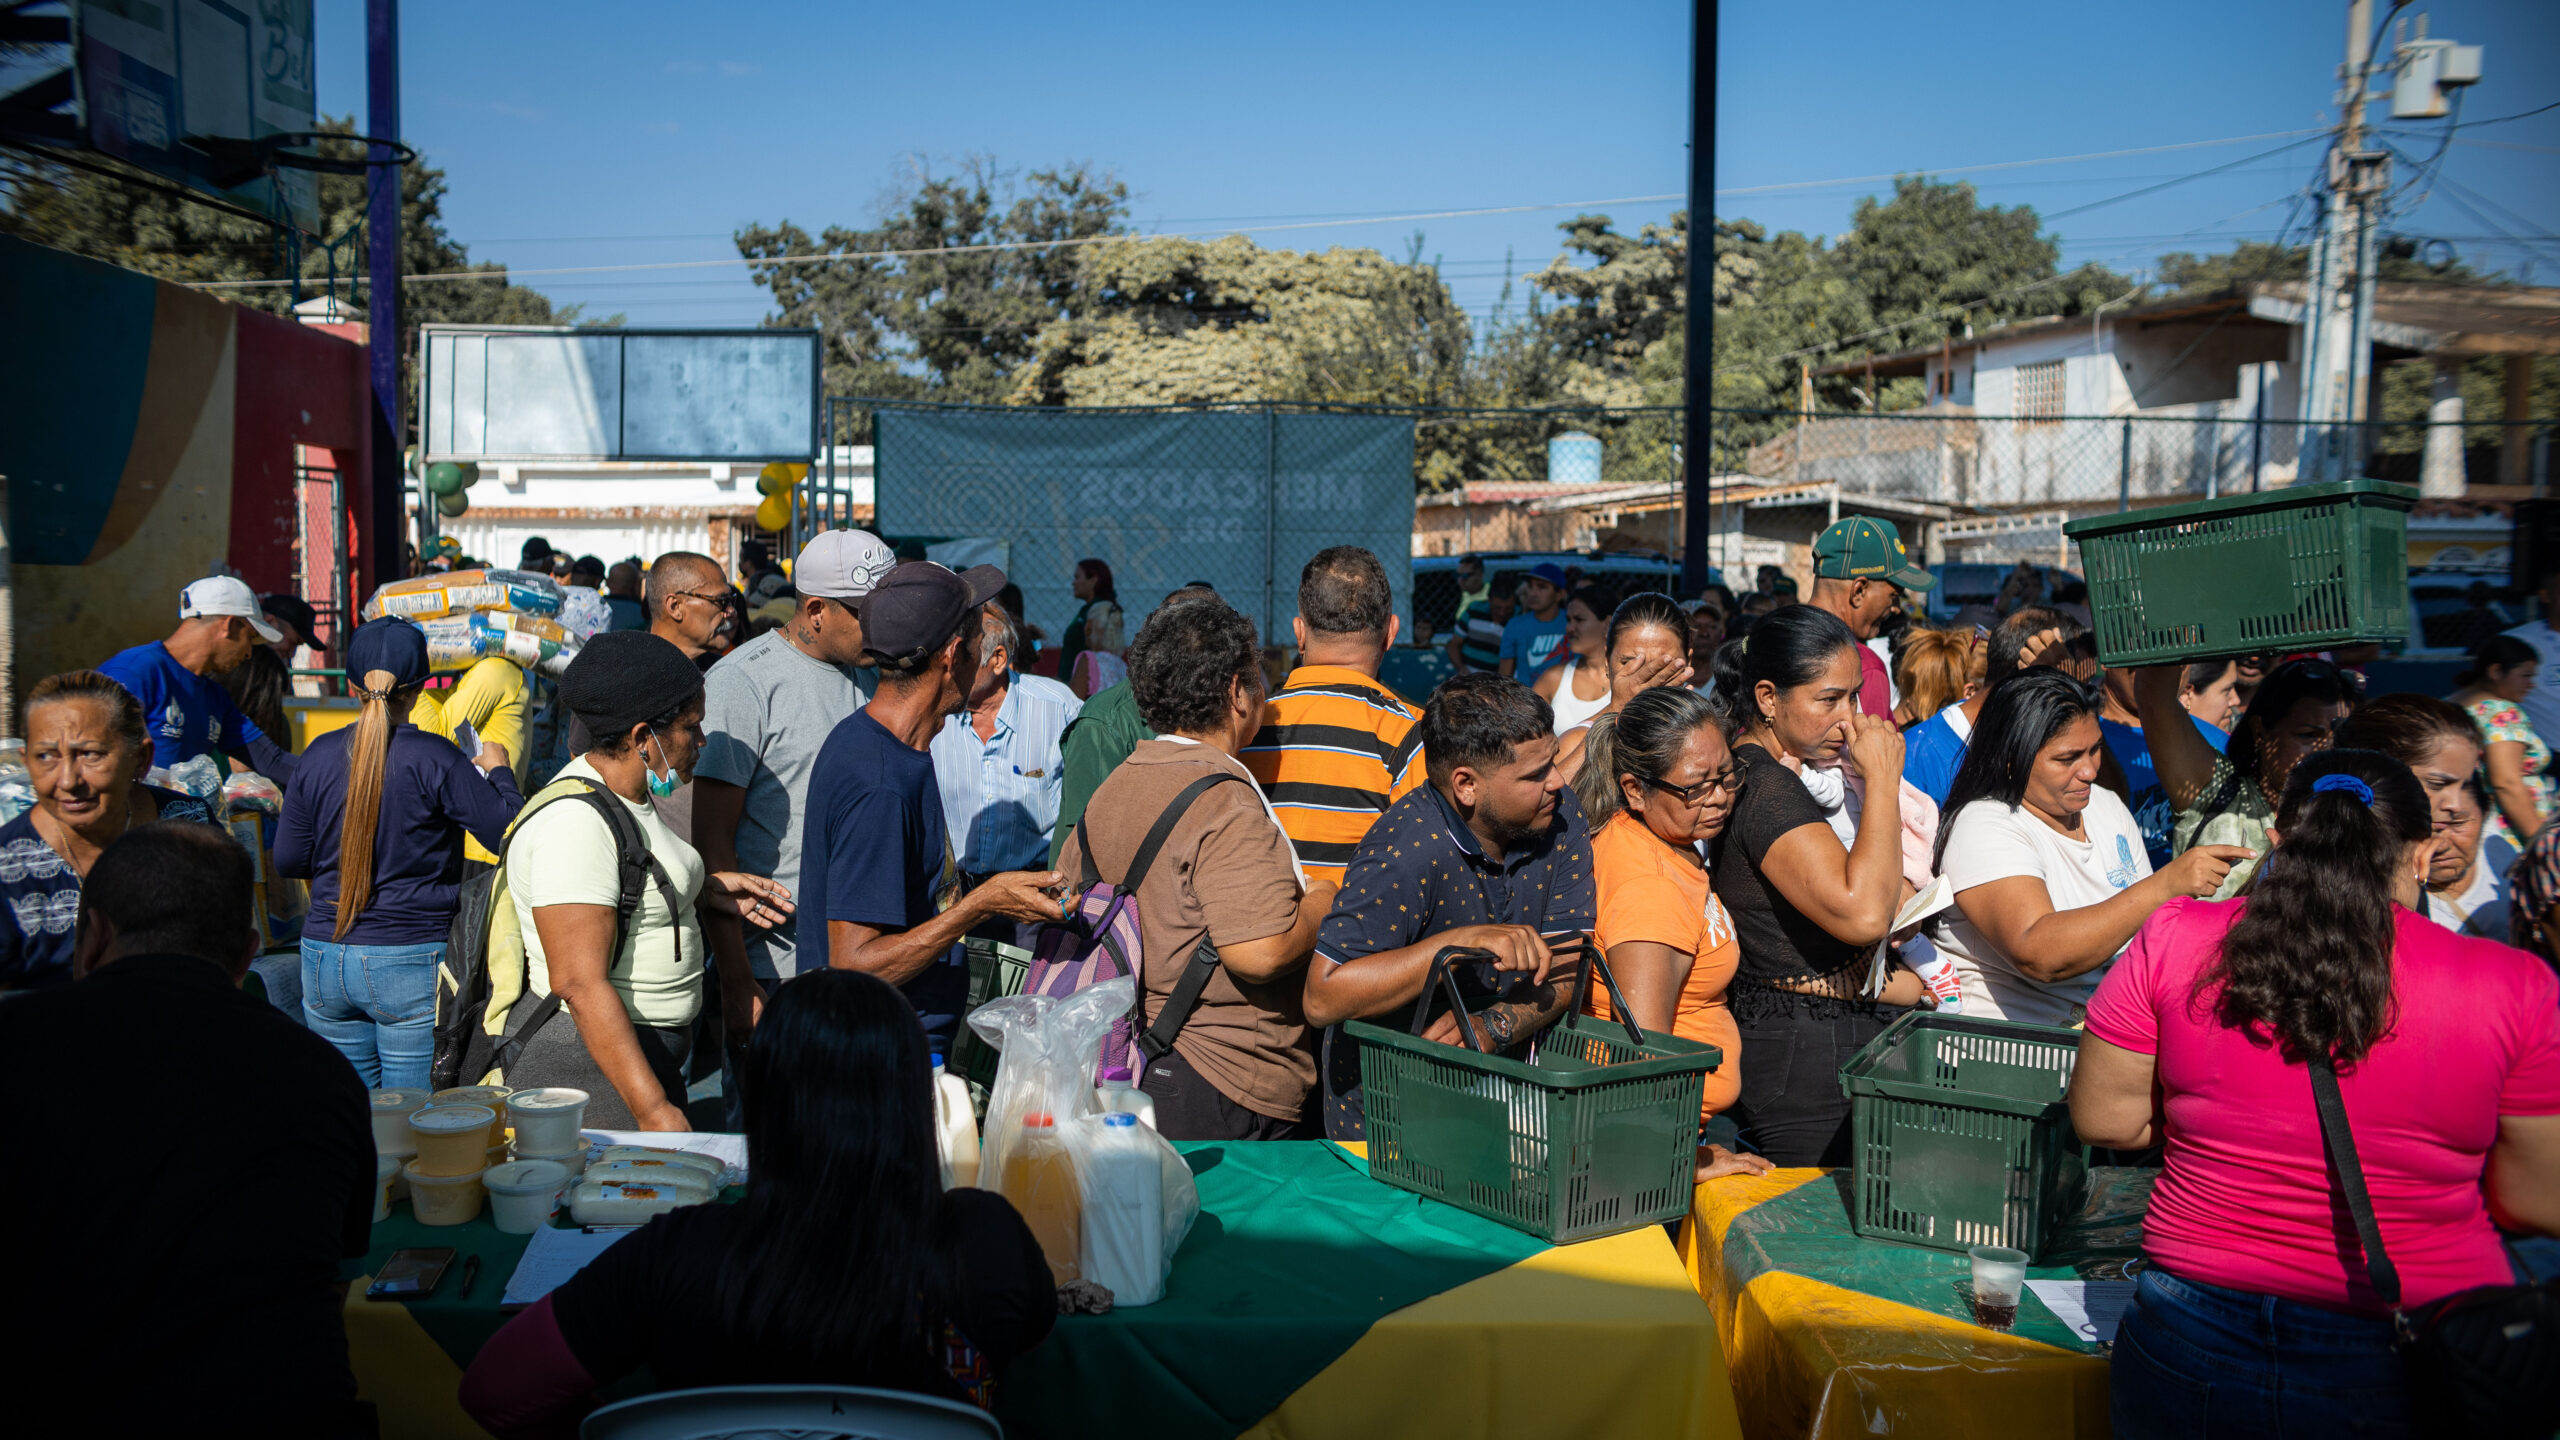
693,529,902,1098
799,559,1064,1052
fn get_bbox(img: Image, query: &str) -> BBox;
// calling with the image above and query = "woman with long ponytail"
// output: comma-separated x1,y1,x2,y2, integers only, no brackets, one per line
2070,748,2560,1438
277,618,523,1087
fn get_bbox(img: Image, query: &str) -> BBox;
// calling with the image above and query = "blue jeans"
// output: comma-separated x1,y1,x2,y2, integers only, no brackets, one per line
2112,1265,2413,1438
301,937,445,1090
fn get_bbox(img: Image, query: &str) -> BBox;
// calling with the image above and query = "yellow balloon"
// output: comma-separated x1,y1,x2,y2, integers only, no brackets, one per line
757,461,795,496
787,462,809,480
754,493,790,532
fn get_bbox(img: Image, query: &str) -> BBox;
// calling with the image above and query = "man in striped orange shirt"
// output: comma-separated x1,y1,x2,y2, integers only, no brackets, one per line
1242,547,1427,885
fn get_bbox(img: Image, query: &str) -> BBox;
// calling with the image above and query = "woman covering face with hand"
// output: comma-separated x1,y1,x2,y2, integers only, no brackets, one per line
1555,592,1696,784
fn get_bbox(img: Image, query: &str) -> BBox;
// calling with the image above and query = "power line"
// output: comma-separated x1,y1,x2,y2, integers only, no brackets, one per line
1709,128,2328,198
2041,135,2331,222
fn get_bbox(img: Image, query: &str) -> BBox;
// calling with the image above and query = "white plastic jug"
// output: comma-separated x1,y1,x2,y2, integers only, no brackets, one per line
1080,1113,1166,1306
1096,1066,1158,1132
934,1061,981,1188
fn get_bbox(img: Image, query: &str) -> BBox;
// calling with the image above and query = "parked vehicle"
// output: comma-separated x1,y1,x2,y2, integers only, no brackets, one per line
1923,562,2083,625
1411,551,1714,635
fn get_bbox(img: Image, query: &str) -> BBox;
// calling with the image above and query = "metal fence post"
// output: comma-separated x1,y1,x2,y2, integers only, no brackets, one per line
1264,404,1280,643
2118,418,2133,513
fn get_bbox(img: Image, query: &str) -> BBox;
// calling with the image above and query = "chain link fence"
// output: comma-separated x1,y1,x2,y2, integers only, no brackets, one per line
798,398,2554,636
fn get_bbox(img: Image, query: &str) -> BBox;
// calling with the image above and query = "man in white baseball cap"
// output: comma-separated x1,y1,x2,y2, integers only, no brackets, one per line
95,576,299,782
692,528,897,1102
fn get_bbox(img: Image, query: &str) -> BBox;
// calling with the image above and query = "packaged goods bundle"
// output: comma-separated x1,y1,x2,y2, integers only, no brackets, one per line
969,977,1199,1305
414,612,582,677
363,569,565,623
555,585,613,642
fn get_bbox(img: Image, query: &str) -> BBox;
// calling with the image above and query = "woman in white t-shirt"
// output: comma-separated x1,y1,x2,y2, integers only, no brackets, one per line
1931,671,2253,1025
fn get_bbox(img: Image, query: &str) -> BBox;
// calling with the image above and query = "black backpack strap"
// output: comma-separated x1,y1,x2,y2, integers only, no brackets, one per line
2308,1051,2404,1311
1074,819,1102,891
491,779,679,1074
1120,771,1253,1061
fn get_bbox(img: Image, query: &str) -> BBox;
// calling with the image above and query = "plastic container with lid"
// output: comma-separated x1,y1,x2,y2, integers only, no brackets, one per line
516,1144,590,1178
369,1088,432,1157
402,1160,487,1226
407,1104,499,1177
372,1154,402,1223
431,1085,514,1147
1097,1067,1158,1132
484,1159,572,1234
504,1088,590,1154
1081,1112,1167,1305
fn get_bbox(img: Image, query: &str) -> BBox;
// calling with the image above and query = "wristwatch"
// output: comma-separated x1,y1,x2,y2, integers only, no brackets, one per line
1480,1006,1518,1049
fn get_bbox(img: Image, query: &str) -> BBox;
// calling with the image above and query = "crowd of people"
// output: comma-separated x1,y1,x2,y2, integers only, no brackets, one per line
8,510,2559,1438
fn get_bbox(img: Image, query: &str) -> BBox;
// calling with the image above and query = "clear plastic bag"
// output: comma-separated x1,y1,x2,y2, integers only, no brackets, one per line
220,771,283,815
969,977,1199,1303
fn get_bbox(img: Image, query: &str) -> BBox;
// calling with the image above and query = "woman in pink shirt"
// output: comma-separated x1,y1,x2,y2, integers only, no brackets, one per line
2072,748,2560,1439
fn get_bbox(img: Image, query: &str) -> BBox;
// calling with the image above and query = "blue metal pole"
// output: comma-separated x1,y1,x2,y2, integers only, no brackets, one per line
366,0,404,585
1679,0,1718,595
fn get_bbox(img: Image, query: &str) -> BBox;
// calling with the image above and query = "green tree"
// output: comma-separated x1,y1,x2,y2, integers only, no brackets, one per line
736,158,1128,401
0,118,588,329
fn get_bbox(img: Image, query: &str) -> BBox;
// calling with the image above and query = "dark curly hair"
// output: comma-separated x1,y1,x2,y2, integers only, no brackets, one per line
1127,595,1262,735
2197,748,2427,1066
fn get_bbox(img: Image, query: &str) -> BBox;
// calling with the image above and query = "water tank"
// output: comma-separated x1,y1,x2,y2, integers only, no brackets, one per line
1547,431,1603,486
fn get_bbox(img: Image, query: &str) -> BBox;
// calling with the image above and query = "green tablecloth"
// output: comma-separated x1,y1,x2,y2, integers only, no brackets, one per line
350,1142,1552,1440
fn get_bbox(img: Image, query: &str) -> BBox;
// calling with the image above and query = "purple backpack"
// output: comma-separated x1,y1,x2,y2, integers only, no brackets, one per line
1026,772,1247,1084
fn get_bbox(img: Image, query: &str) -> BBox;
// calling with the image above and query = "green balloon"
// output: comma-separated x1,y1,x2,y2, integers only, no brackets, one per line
435,489,469,517
425,461,468,496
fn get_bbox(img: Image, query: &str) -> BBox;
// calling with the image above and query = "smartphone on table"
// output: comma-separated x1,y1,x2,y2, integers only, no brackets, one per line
366,1247,458,1301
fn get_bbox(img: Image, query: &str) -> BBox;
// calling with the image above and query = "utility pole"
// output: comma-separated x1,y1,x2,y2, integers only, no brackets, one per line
1679,0,1718,595
2299,0,2390,486
366,0,405,587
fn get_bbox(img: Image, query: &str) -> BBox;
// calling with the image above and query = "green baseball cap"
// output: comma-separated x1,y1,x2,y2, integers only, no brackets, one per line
1813,516,1934,590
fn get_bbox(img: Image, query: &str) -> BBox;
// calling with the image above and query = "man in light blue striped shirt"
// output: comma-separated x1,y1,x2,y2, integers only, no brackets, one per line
933,603,1083,879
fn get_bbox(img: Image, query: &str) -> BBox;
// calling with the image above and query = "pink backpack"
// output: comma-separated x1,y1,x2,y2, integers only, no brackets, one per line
1027,772,1247,1084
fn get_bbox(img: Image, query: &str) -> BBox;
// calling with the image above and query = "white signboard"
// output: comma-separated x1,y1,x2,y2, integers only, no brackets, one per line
419,326,820,463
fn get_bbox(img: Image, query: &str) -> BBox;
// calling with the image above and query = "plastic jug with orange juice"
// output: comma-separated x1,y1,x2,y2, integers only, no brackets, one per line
998,1112,1081,1284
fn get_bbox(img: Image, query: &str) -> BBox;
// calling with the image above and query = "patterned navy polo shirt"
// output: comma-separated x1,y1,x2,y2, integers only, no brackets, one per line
1313,779,1596,1139
0,786,214,990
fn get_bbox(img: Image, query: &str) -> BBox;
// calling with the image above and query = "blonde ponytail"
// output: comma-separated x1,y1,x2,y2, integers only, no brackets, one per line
333,668,398,940
1573,713,1626,822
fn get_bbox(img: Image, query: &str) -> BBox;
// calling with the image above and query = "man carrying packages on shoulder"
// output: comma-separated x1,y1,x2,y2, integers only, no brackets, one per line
1300,673,1597,1140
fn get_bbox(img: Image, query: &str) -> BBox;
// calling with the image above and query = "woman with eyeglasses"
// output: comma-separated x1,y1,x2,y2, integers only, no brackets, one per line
1704,605,1927,1166
1572,686,1772,1182
1930,671,2252,1025
2136,657,2360,898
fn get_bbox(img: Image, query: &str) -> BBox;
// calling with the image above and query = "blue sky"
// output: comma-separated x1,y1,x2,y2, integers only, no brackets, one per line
312,0,2558,330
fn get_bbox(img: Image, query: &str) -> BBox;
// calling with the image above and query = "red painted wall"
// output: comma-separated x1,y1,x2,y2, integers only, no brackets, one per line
229,307,375,620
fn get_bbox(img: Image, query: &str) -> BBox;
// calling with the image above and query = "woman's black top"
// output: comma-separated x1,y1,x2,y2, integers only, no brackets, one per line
1709,741,1868,988
549,1186,1055,1399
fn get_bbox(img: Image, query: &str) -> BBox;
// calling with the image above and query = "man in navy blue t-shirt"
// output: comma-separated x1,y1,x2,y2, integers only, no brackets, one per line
95,576,300,784
796,561,1066,1045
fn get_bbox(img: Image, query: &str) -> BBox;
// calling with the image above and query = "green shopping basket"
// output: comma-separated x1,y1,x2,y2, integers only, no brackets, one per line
1350,937,1722,1243
1839,1011,2089,1259
950,937,1032,1091
2062,478,2416,666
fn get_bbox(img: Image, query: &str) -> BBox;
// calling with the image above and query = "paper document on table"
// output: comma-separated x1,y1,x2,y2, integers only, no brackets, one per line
2026,1279,2136,1343
501,1225,632,1308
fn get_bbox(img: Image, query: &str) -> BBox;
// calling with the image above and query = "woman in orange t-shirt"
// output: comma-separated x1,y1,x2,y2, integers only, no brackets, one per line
1573,686,1773,1183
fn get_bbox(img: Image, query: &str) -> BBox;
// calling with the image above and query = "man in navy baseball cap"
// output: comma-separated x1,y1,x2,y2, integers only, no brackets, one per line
796,560,1063,1051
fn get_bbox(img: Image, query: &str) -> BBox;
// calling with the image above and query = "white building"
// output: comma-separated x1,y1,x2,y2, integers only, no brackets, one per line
421,446,875,574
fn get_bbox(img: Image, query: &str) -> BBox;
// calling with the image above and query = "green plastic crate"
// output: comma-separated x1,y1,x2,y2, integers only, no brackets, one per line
1349,942,1722,1243
2062,478,2416,667
1839,1013,2089,1260
950,938,1032,1090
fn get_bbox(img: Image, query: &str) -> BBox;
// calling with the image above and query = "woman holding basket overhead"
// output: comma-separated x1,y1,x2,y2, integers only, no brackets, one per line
1574,685,1772,1182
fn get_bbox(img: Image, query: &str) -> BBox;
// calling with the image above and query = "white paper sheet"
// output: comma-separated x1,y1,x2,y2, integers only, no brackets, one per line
2026,1279,2136,1343
500,1225,632,1307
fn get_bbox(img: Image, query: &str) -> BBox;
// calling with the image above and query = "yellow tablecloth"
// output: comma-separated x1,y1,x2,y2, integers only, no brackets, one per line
1677,1170,2109,1440
347,1144,1739,1440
